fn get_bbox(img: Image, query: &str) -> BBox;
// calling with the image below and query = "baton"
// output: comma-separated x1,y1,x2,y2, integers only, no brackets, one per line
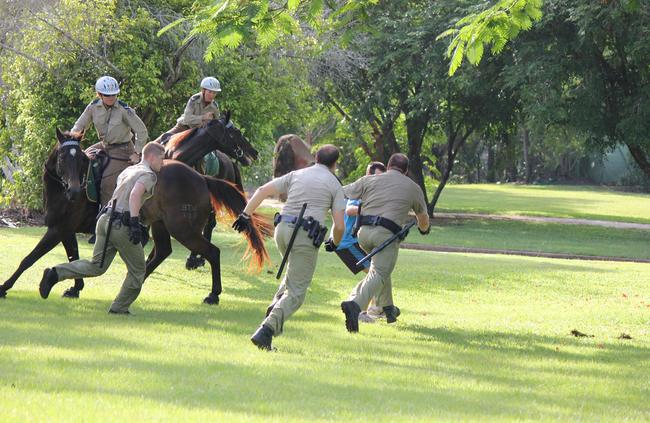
276,202,308,279
355,220,416,267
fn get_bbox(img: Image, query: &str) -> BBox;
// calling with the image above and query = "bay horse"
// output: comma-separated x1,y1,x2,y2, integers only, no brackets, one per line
272,134,314,178
272,134,314,201
1,116,268,304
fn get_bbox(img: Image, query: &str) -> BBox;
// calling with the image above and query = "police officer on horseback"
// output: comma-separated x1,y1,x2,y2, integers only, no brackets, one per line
38,142,165,314
160,76,222,139
72,76,149,207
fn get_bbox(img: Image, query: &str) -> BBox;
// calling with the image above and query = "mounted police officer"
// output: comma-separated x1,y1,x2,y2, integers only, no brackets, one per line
38,142,165,314
160,76,222,139
232,144,346,351
73,76,149,207
339,153,430,332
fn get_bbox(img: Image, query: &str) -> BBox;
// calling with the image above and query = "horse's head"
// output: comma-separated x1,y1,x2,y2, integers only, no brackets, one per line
52,128,88,201
205,111,258,166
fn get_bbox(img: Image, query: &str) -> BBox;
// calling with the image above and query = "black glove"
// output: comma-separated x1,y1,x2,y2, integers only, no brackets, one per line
418,225,430,235
232,212,251,233
324,238,338,252
128,216,142,245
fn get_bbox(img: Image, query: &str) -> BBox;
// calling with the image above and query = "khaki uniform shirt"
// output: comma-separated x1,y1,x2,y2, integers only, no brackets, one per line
72,99,148,153
111,162,157,212
343,169,427,226
272,163,346,223
177,92,220,128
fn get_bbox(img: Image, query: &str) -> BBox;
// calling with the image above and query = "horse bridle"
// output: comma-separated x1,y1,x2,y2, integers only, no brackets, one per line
44,139,88,191
223,120,246,159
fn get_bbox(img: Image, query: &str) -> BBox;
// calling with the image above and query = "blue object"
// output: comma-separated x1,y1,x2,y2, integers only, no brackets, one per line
337,199,360,249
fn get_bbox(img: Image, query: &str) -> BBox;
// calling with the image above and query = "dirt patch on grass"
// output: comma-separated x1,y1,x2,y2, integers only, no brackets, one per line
0,208,44,228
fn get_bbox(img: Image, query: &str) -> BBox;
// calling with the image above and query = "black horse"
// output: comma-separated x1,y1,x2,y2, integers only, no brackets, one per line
0,114,262,301
161,112,258,270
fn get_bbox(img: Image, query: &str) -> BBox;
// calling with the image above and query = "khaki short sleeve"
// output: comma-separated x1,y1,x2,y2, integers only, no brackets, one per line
271,172,292,195
411,184,427,214
332,185,346,212
137,172,157,196
343,178,364,200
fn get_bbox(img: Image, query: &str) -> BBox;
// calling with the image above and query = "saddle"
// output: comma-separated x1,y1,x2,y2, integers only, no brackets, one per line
86,150,110,203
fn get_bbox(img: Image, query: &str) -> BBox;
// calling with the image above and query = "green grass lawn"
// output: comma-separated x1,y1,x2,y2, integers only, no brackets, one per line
436,184,650,223
405,218,650,260
1,226,649,421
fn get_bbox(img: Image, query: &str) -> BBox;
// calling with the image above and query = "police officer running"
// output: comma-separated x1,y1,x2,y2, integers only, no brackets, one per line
232,145,346,350
340,153,430,332
73,76,149,207
38,142,165,314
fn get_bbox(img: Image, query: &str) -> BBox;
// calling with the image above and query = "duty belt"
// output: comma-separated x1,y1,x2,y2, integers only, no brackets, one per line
359,215,403,236
273,213,328,248
100,207,132,227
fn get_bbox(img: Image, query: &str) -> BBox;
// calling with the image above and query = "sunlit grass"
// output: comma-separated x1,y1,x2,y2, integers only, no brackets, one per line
436,184,650,223
1,226,649,421
405,218,650,260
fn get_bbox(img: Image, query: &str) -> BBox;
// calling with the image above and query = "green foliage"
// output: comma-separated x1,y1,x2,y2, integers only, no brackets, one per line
438,0,544,75
0,0,318,208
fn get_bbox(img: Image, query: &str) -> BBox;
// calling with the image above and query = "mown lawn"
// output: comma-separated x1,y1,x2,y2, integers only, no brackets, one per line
435,184,650,223
405,218,650,260
1,226,649,421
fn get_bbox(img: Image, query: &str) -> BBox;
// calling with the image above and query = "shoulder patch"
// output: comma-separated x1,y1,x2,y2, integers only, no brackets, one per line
118,100,130,109
91,98,100,105
191,93,201,101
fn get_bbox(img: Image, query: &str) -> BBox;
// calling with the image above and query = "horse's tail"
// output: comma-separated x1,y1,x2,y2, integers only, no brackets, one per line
273,136,295,178
232,160,243,190
203,176,271,271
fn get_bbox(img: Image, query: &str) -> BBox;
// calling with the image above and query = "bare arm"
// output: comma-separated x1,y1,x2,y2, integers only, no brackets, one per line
128,181,147,217
345,204,360,216
242,181,280,215
415,212,430,233
331,209,345,245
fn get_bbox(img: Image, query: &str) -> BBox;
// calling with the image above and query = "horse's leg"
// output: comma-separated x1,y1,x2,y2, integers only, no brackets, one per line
61,233,85,298
144,222,172,280
176,234,221,305
185,211,216,271
0,226,64,297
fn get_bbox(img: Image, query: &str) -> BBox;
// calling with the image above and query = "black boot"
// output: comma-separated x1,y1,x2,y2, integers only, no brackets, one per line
341,301,361,333
251,325,274,350
383,305,401,324
39,268,59,299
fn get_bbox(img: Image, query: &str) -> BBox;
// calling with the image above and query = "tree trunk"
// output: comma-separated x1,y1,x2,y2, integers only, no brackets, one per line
627,143,650,178
405,115,430,205
486,143,496,182
522,127,531,183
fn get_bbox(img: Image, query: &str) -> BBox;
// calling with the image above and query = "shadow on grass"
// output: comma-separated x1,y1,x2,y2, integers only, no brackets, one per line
2,290,649,420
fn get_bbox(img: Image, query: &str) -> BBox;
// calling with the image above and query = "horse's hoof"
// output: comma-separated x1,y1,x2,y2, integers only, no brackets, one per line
0,289,6,299
185,256,205,270
203,295,219,305
62,288,80,299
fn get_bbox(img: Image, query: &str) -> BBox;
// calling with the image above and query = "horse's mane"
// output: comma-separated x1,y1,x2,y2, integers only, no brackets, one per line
167,128,198,151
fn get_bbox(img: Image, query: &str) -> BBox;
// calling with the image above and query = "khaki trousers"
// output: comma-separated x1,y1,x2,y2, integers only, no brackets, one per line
90,141,135,205
54,213,146,312
347,226,399,309
263,222,319,335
